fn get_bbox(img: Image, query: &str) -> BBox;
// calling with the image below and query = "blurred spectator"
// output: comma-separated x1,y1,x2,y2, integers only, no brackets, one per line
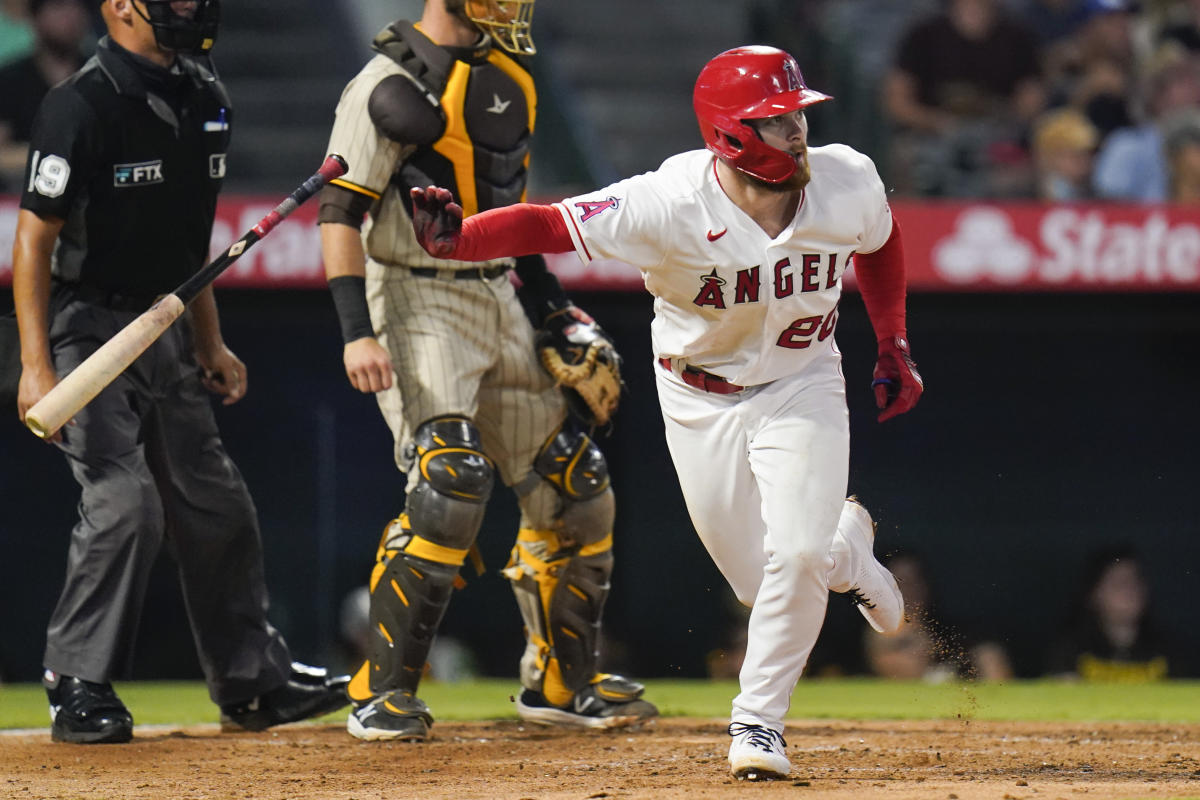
1030,106,1100,199
1047,546,1184,680
1092,48,1200,200
864,550,1014,682
882,0,1046,197
1057,0,1140,139
0,0,90,191
748,0,936,166
748,2,990,185
1164,106,1200,199
1007,0,1092,44
1156,0,1200,54
0,0,34,67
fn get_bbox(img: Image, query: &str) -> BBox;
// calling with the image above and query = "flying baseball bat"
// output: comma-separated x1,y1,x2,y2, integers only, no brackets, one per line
23,153,348,440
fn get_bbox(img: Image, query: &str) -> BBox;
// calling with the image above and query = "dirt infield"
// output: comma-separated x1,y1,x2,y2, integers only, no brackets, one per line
3,718,1199,800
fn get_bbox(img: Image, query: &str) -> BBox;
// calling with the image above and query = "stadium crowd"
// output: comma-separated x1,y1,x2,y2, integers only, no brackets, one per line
751,0,1200,202
7,0,1200,201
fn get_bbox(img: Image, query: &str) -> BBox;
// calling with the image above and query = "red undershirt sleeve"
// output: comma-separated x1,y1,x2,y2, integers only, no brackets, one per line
853,215,908,342
450,203,574,261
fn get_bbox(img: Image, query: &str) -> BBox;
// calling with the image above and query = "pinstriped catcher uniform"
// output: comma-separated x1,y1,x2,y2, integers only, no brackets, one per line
318,4,655,742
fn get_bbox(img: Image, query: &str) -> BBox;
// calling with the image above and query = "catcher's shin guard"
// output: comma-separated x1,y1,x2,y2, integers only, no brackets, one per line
356,515,466,696
505,523,615,706
349,417,494,702
507,424,616,706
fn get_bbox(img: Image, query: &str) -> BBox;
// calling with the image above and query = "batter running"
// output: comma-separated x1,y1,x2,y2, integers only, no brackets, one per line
408,45,924,780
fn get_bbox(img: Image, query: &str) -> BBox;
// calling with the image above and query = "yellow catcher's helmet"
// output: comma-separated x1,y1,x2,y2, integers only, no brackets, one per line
458,0,536,56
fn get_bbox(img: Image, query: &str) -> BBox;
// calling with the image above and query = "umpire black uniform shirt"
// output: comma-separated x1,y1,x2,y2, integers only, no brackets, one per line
19,35,232,300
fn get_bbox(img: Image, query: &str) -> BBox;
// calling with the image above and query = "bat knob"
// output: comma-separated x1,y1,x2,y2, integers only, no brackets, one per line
25,411,52,439
322,154,349,180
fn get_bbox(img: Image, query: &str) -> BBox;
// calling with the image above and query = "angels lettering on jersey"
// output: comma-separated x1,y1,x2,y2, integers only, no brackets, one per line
552,147,891,387
691,254,845,310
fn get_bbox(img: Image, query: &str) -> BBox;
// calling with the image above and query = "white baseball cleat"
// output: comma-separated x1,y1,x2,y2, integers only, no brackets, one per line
728,722,790,780
837,498,905,634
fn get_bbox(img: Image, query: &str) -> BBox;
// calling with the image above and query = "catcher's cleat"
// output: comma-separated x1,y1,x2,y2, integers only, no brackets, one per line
838,498,904,634
220,662,351,732
728,722,790,780
515,675,659,729
44,671,133,744
347,691,433,742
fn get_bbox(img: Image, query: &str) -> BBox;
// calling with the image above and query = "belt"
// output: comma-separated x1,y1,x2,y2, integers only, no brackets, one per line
59,282,165,312
409,265,509,281
658,357,745,394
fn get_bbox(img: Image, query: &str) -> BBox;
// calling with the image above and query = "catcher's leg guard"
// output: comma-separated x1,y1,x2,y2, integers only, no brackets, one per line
507,425,655,727
349,417,494,707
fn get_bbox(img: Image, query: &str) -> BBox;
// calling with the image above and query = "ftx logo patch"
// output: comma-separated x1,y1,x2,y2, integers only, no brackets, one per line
113,160,163,187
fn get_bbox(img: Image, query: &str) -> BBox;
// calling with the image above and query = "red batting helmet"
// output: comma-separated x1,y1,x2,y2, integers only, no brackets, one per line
693,46,831,183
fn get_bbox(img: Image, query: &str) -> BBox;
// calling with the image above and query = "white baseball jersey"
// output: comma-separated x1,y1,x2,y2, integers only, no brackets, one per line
555,145,893,387
556,144,897,732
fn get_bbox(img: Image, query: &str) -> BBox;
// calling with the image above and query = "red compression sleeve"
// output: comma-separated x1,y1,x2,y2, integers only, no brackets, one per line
450,203,574,261
853,215,908,342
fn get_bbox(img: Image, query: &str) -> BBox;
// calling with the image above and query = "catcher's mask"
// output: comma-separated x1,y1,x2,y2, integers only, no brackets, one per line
449,0,536,56
132,0,220,55
693,45,831,184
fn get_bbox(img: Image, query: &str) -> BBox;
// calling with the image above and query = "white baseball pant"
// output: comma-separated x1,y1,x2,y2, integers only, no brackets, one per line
655,345,857,730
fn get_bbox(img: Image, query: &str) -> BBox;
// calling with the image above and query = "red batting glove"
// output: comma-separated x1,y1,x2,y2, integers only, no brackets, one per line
872,335,923,422
411,185,464,258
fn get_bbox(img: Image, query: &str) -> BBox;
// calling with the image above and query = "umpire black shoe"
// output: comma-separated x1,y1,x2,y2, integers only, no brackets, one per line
220,662,351,732
516,674,659,729
346,690,433,742
44,670,134,744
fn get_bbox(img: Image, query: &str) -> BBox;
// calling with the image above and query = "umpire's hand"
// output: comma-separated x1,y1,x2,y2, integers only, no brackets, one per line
198,344,247,405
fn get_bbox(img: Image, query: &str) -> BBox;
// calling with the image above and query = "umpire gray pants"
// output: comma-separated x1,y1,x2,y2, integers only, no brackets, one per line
42,293,292,705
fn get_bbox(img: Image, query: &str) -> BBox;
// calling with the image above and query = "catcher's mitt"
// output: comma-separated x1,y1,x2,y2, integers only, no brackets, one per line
536,305,622,427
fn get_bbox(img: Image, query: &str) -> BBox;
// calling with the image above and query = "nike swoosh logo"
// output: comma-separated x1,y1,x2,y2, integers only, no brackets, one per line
487,94,511,114
706,228,727,241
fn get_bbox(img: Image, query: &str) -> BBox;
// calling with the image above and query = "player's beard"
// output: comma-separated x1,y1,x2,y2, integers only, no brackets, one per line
748,149,811,193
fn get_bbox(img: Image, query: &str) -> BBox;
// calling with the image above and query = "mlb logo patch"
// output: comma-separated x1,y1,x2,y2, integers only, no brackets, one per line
210,153,226,179
113,160,164,187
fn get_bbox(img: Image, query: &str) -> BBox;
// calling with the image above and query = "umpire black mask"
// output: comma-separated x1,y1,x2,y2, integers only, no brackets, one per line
132,0,220,55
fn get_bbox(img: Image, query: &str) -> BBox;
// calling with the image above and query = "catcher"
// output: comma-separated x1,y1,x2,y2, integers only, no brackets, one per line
317,0,655,741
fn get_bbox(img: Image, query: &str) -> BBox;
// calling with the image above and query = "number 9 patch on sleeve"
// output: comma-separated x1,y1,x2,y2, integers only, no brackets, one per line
29,151,71,198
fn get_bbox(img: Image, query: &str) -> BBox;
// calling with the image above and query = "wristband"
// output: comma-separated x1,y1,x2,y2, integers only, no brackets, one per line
328,275,375,343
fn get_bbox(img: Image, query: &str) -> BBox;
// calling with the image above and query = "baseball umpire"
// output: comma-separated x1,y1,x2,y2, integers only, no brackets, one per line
318,0,657,741
12,0,349,743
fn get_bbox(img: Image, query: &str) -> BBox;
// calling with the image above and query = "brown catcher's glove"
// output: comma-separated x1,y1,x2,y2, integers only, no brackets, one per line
536,304,622,427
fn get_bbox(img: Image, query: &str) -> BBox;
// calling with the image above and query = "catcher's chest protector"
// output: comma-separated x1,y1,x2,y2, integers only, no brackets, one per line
373,22,536,217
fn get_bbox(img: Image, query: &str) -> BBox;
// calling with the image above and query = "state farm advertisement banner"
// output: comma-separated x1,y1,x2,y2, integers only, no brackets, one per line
897,202,1200,290
3,196,1200,291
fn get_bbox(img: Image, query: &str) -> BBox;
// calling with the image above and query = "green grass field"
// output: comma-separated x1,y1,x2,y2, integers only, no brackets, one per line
2,678,1198,730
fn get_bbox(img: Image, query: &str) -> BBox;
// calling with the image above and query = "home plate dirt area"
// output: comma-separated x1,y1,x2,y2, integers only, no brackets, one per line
3,718,1198,800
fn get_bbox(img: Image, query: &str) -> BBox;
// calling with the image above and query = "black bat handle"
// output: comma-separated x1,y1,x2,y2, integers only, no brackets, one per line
173,154,348,305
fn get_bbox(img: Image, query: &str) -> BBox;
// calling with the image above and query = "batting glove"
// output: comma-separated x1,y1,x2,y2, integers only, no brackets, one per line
872,335,923,422
411,185,463,258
